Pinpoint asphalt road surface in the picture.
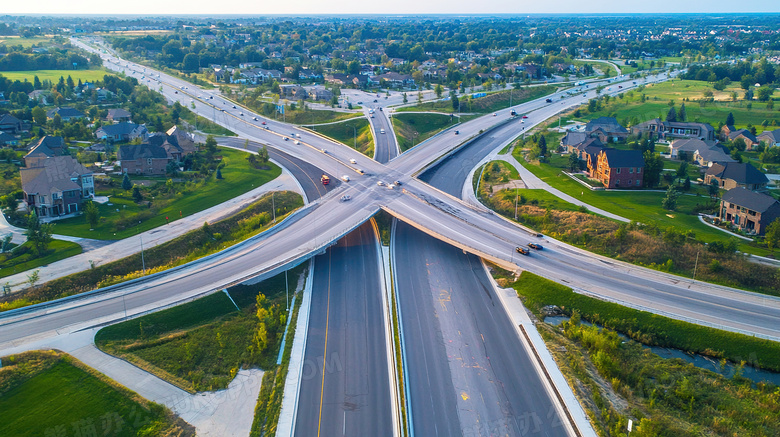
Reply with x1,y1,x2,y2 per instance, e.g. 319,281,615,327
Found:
295,222,392,437
368,108,398,164
216,137,337,201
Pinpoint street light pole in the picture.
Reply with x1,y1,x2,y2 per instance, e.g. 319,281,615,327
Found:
285,270,289,312
515,187,519,220
138,221,146,275
272,191,276,223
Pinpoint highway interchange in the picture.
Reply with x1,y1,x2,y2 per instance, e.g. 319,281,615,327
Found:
2,37,780,436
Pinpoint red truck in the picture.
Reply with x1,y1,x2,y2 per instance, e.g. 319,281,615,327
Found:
321,175,330,185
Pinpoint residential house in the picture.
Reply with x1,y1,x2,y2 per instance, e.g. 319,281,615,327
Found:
720,125,740,138
24,136,66,166
631,118,716,141
28,90,50,105
372,72,414,88
668,138,723,160
704,162,769,191
279,84,309,100
0,113,22,133
588,148,645,189
758,129,780,147
47,107,87,122
560,132,605,163
585,117,629,142
693,146,736,167
719,187,780,235
95,122,148,143
106,108,132,123
118,143,170,175
20,155,94,217
0,132,19,147
725,128,759,150
306,85,333,102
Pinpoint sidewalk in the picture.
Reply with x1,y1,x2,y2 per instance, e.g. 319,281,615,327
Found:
1,171,303,291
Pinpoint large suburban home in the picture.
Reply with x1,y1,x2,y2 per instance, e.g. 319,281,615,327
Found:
758,129,780,147
704,162,769,191
584,116,629,142
719,187,780,235
106,108,132,123
24,136,67,166
118,143,171,175
693,146,736,167
631,118,716,141
95,122,148,143
726,129,759,150
668,138,732,163
20,155,94,217
306,85,333,101
47,107,87,122
588,148,645,189
0,113,22,133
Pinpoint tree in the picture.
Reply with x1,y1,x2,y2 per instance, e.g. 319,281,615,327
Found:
726,112,735,126
216,168,223,179
682,176,691,191
32,106,46,125
24,212,53,256
642,151,664,187
165,160,179,177
84,201,100,229
677,161,689,178
538,135,547,156
27,270,40,289
679,103,687,122
666,106,677,122
568,152,580,172
402,93,408,104
183,53,199,73
451,92,459,112
662,185,680,210
757,86,774,102
435,84,443,99
122,173,132,191
766,218,780,250
258,145,269,163
204,135,218,156
132,185,143,203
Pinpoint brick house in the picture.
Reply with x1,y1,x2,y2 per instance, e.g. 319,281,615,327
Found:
20,155,94,217
704,162,768,191
719,187,780,235
118,143,170,175
584,117,629,143
726,128,759,150
588,149,645,189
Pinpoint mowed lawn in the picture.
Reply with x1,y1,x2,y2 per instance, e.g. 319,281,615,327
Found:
0,36,56,48
393,112,460,152
307,118,374,157
0,239,82,279
52,147,282,239
0,69,112,83
0,359,167,437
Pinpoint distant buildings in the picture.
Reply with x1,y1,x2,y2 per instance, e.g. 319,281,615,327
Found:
632,118,716,141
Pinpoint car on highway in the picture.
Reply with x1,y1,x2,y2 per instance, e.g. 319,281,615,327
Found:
294,140,300,145
321,148,327,153
492,113,497,116
377,181,385,186
522,115,528,119
515,246,529,255
341,175,350,182
455,130,459,135
340,195,351,202
379,107,383,111
393,180,402,186
232,105,237,109
284,137,289,141
357,169,365,174
174,91,178,94
388,184,395,189
253,117,258,121
373,99,378,102
262,121,267,125
380,129,385,134
357,101,363,104
350,158,357,164
240,113,244,116
527,243,543,250
545,98,553,103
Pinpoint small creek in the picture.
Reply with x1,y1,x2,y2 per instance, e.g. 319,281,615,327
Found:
544,316,780,386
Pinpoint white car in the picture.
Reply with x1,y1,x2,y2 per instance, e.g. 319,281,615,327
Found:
377,181,385,186
350,158,357,164
341,175,350,182
388,184,395,189
340,195,352,202
294,140,300,145
380,129,385,134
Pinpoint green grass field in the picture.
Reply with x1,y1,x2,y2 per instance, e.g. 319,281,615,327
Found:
270,108,359,125
398,85,557,115
96,264,306,391
0,69,111,83
509,271,780,372
0,37,57,48
580,80,780,130
392,112,459,152
0,239,82,279
0,351,191,437
51,147,281,240
306,118,374,157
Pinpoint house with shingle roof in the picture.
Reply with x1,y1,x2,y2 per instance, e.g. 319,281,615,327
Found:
95,122,148,143
0,113,22,133
24,136,67,166
47,107,86,121
106,108,132,123
726,129,759,150
588,148,645,189
719,187,780,235
0,132,19,147
20,155,94,217
584,116,629,143
632,118,716,141
118,143,170,175
704,162,769,191
758,129,780,147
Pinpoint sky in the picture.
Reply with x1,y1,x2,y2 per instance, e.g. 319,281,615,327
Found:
3,0,779,16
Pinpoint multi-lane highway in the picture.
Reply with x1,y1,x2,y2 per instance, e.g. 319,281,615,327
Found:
295,222,393,437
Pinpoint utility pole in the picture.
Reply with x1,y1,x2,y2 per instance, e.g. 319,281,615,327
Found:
285,270,289,312
692,250,700,283
272,192,276,223
138,221,146,275
515,187,519,220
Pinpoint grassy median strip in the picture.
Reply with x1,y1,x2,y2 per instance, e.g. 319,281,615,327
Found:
96,263,307,393
305,118,374,157
0,191,303,312
0,350,193,437
504,270,780,372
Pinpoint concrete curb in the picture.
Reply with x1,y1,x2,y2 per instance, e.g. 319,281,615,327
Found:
480,261,596,437
371,219,402,437
276,259,314,437
390,218,413,437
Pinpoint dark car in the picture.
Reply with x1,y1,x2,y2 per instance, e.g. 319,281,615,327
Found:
515,246,529,255
528,243,543,250
545,98,552,103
